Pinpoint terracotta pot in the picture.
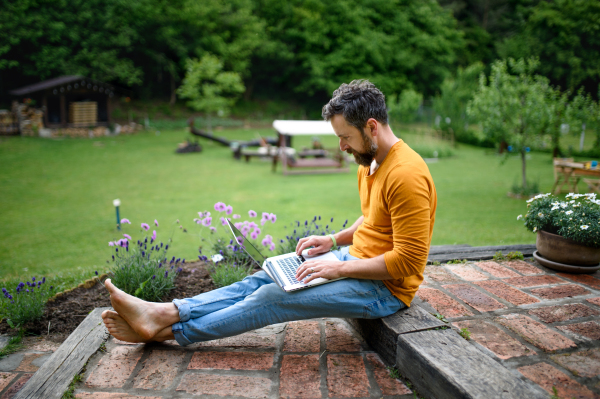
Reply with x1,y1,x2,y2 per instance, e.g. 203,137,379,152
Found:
536,230,600,266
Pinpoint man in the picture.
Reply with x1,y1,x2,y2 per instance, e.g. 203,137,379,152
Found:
102,80,437,345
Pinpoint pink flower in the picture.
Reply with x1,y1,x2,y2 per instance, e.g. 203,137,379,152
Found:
120,219,131,224
269,213,277,223
234,222,243,229
250,231,259,240
248,210,257,218
202,217,212,227
204,211,211,217
123,234,132,240
248,222,258,229
220,217,228,226
253,227,261,235
261,237,271,247
210,227,217,233
225,205,233,215
214,202,226,212
236,236,244,245
152,230,157,241
269,243,276,251
261,219,267,226
117,239,128,247
262,212,269,219
141,223,150,231
193,218,201,224
233,214,241,219
108,241,115,247
154,219,159,227
241,226,251,235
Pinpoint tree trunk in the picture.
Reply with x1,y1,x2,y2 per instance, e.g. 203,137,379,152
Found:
580,123,586,152
521,150,527,190
170,74,177,106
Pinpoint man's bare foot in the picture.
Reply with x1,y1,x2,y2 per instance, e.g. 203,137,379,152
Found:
104,278,180,340
101,310,149,343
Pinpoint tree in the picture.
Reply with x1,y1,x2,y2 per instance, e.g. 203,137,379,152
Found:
177,55,245,132
387,89,423,125
567,90,597,153
467,58,551,192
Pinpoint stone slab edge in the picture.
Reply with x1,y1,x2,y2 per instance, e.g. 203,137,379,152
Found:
14,307,109,399
428,244,536,263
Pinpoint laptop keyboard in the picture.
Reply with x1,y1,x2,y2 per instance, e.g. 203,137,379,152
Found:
276,255,306,285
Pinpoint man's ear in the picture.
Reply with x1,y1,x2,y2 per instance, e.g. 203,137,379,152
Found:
366,118,378,137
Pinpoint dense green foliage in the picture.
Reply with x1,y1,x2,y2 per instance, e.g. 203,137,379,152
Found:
1,277,55,328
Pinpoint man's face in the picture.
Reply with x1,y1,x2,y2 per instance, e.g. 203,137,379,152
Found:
331,115,378,166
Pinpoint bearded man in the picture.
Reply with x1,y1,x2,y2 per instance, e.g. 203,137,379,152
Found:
101,80,437,345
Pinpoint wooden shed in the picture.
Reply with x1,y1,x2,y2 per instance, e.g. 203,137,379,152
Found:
9,75,116,128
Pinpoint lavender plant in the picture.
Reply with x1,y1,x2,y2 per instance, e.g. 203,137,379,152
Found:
1,277,55,328
518,193,600,248
278,216,348,254
107,219,181,301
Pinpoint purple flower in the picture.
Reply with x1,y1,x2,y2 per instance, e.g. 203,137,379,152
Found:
164,271,169,278
214,202,226,212
225,205,233,215
202,217,212,227
248,210,257,218
248,222,258,229
250,231,259,240
261,237,271,247
254,227,261,235
108,241,115,247
241,226,250,236
152,275,156,279
117,239,128,247
95,271,98,275
234,222,242,229
261,219,267,226
233,214,241,219
141,223,150,231
32,277,36,282
210,226,217,233
269,243,276,251
236,236,244,245
154,219,159,227
220,217,228,226
26,289,29,293
152,230,157,241
262,212,269,219
269,213,277,223
121,219,131,224
123,234,132,240
177,268,182,273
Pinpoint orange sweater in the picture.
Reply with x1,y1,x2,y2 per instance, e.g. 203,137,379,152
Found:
349,139,437,307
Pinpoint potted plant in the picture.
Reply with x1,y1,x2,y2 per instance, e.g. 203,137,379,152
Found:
518,193,600,270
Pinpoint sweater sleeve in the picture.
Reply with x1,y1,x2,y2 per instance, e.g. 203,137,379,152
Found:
383,167,433,279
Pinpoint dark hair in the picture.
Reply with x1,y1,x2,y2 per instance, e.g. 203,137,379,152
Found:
322,80,388,129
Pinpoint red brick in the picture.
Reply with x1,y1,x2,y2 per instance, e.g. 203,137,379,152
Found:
191,326,280,349
505,260,543,275
14,353,46,372
445,264,488,281
504,275,566,288
327,354,370,397
424,265,463,284
325,320,362,352
529,304,599,323
444,284,506,312
495,314,576,352
558,273,600,289
283,320,320,352
1,373,32,399
75,394,161,399
551,348,600,378
0,373,17,392
453,320,535,359
132,349,186,390
518,363,599,399
417,288,474,318
588,297,600,307
365,354,411,395
86,345,144,388
188,351,273,370
530,284,591,300
474,261,520,278
25,340,60,352
557,321,600,341
176,373,271,397
475,280,539,305
279,355,321,399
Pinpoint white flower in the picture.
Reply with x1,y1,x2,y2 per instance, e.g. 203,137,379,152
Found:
581,225,589,230
533,227,537,232
551,206,559,211
570,200,576,204
566,210,573,215
567,193,575,198
560,202,568,208
211,254,224,262
538,213,544,217
517,215,523,220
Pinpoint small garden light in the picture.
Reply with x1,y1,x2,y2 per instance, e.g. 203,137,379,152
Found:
113,199,121,230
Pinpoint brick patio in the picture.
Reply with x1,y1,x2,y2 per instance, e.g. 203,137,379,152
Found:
420,259,600,399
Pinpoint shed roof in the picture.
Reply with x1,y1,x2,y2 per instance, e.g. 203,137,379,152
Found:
9,75,115,96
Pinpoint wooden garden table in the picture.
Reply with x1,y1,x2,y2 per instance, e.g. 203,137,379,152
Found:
552,158,600,194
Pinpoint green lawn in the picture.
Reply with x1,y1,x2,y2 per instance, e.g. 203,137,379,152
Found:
0,125,589,282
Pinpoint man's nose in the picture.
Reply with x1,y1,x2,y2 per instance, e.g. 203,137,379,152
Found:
339,141,349,152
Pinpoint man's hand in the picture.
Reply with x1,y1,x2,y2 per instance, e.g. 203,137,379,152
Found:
295,235,335,256
296,259,344,284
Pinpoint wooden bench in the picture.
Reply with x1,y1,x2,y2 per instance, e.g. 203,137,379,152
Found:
584,178,600,194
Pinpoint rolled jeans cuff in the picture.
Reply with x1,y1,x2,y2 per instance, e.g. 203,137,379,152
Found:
171,321,193,346
173,298,190,322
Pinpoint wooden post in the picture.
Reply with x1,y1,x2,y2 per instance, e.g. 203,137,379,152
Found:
42,94,48,127
60,94,66,127
107,96,112,124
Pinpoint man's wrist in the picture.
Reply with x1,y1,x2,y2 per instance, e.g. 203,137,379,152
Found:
328,234,338,249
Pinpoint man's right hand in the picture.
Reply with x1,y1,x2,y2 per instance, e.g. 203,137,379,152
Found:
295,235,335,256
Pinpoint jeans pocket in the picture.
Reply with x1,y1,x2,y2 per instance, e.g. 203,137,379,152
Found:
363,295,402,319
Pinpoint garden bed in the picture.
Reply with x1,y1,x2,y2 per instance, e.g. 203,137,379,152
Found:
0,260,219,342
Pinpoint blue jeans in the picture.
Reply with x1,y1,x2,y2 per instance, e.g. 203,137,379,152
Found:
171,247,405,346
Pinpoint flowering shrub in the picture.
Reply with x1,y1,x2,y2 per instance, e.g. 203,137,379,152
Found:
279,216,348,253
1,277,55,328
194,203,277,286
518,193,600,248
107,219,181,301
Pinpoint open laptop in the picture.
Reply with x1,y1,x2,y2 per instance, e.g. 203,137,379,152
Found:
226,219,345,292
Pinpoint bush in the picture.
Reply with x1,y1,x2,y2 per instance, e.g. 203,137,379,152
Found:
279,216,347,254
209,260,253,288
1,277,55,328
410,144,454,159
107,220,180,301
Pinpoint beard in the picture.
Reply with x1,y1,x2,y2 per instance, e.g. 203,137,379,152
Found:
347,128,378,166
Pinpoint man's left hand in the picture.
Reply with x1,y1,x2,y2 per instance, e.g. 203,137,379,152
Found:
296,259,345,284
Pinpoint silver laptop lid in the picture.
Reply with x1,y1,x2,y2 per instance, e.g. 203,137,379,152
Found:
225,219,268,266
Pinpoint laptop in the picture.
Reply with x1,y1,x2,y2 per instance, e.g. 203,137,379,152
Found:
226,219,345,292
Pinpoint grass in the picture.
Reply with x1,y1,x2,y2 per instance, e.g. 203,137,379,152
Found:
0,123,590,281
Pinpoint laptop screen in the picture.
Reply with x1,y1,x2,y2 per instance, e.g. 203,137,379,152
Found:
226,219,267,265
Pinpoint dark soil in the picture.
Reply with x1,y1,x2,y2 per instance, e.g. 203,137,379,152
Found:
0,261,216,342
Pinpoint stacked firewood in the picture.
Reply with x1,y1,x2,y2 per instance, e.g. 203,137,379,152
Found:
12,102,44,136
0,109,18,135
